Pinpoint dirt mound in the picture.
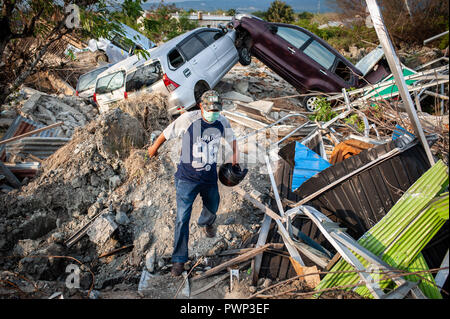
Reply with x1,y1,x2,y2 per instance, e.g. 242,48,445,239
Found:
115,92,171,133
0,108,146,249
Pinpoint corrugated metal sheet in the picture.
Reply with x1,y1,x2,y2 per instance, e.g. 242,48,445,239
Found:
6,137,70,159
292,135,433,238
273,134,448,292
0,116,59,161
316,161,448,298
4,162,40,178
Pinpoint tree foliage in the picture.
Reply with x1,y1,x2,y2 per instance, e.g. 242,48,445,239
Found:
0,0,147,104
266,0,295,24
328,0,449,46
142,2,198,43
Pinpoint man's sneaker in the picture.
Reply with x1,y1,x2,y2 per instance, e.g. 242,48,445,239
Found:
203,224,216,238
171,262,184,276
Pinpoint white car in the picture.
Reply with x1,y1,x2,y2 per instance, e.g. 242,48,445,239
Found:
93,26,239,114
88,23,156,64
75,64,114,99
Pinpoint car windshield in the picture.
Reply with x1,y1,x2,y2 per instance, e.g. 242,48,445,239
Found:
126,60,163,92
96,71,125,94
77,67,109,93
111,34,134,53
276,26,310,48
303,40,336,70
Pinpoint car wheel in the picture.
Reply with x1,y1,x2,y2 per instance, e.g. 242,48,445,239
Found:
95,53,108,63
238,46,252,66
302,95,320,112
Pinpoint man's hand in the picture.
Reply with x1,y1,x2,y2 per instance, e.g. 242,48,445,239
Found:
148,144,158,158
148,133,166,158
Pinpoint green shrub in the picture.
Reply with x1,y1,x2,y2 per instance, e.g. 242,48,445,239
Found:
310,97,337,122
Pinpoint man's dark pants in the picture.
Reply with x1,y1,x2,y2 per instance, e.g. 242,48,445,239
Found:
172,177,220,263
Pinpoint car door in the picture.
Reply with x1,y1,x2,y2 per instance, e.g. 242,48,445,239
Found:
301,39,343,90
271,25,313,88
95,70,126,109
254,24,311,89
196,29,237,85
178,33,218,87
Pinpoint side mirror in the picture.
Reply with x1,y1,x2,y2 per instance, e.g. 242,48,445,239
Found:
268,25,278,34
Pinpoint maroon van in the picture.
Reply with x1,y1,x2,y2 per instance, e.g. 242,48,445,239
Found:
232,14,365,111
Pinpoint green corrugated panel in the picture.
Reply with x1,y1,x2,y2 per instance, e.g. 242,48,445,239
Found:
315,160,449,299
367,67,417,99
404,253,443,299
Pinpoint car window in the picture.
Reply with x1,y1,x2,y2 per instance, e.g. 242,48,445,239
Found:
126,61,163,92
168,49,185,69
334,60,353,83
77,67,108,93
96,71,125,94
276,26,310,49
197,30,221,46
303,40,336,70
111,34,133,53
180,36,206,61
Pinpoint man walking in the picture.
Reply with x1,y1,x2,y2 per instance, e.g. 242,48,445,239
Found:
148,90,238,276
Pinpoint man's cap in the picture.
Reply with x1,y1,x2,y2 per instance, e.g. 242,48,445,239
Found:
200,90,223,111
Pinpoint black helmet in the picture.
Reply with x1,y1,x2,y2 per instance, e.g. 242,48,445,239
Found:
219,163,248,187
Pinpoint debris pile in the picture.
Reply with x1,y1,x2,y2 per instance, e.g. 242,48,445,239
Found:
0,23,448,300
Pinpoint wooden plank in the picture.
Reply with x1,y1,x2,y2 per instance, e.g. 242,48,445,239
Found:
278,255,290,280
251,213,273,285
27,154,43,163
191,273,229,296
192,244,274,281
269,255,282,279
326,253,342,271
234,187,282,221
0,122,63,146
191,261,251,296
290,258,322,288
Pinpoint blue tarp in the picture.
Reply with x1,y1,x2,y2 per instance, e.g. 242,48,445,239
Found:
292,142,331,191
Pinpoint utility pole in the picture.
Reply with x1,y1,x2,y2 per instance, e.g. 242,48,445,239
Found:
365,0,435,166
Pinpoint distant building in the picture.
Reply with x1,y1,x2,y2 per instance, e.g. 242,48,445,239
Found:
172,11,233,28
139,10,233,29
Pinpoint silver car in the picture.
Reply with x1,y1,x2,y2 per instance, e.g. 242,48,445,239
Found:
88,23,156,64
93,26,238,114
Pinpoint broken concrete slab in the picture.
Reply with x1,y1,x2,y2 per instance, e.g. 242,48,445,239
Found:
221,91,254,103
247,100,274,115
233,79,249,95
86,213,118,246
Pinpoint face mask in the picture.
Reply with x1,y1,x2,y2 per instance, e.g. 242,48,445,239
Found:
203,110,219,123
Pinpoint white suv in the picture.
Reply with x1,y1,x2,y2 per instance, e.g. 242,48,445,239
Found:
93,26,238,114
